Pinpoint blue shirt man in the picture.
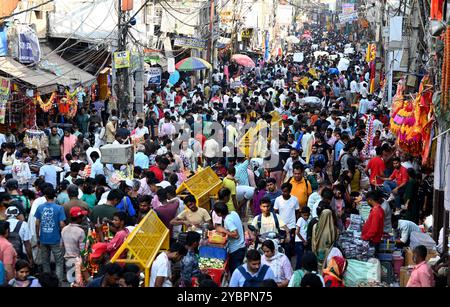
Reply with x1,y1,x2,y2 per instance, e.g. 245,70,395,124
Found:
134,151,149,169
35,202,66,245
230,261,275,287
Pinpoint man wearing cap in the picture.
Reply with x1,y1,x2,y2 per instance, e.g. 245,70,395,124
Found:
105,116,118,144
134,145,149,169
61,207,87,277
5,206,33,265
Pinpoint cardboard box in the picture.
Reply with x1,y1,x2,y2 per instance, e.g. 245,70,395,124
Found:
404,247,437,266
399,266,412,287
100,144,134,164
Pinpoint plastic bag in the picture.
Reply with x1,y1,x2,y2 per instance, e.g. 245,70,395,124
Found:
343,258,381,287
409,231,436,250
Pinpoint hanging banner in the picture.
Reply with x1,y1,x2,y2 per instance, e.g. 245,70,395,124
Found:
167,57,175,73
114,51,131,69
174,36,207,50
147,67,161,85
0,77,11,124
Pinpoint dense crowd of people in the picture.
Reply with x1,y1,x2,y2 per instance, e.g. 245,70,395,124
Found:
0,24,447,288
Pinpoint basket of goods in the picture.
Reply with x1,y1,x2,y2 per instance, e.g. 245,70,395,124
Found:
199,257,227,286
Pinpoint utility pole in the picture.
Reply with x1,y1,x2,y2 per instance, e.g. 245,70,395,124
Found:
207,0,216,84
116,0,130,116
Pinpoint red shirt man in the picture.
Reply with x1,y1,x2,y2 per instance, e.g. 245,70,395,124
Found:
366,152,386,186
389,165,409,187
362,192,385,244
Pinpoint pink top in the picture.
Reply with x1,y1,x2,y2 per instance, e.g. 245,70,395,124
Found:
406,261,435,287
106,228,130,259
63,135,77,162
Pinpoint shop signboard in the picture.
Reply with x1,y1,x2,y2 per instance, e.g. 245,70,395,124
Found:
342,3,354,14
0,77,10,124
339,12,358,24
147,67,161,85
174,36,207,50
114,51,131,69
241,29,253,39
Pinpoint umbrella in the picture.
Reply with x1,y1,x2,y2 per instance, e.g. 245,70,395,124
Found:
301,33,312,40
328,68,340,75
175,57,212,71
231,54,255,67
168,70,180,86
285,35,300,44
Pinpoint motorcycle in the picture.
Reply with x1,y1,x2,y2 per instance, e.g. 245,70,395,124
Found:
247,224,286,255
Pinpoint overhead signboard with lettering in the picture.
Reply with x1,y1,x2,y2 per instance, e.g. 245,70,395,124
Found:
174,36,207,50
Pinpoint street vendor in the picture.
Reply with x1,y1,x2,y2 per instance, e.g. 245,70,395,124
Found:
361,190,385,252
170,194,212,232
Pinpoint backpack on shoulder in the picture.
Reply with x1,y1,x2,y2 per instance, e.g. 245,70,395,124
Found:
8,221,26,260
238,264,270,287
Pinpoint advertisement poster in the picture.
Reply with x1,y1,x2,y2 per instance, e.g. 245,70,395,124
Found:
147,67,161,85
0,77,11,124
18,26,41,64
114,51,131,69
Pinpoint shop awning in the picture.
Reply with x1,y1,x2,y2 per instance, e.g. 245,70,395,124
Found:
39,44,97,86
0,57,60,93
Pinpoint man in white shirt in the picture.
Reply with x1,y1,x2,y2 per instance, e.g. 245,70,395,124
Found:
204,138,220,166
359,82,368,99
149,242,186,287
350,76,359,104
282,148,307,183
39,158,58,189
358,97,371,115
89,151,104,178
134,119,149,137
274,182,300,258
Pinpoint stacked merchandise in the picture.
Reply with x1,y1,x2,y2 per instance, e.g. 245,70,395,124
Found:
347,214,363,233
338,231,375,261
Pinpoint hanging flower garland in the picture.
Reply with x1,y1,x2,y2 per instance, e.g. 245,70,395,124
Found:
34,92,57,112
362,114,375,158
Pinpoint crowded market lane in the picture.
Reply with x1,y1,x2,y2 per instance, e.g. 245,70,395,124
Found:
0,3,448,289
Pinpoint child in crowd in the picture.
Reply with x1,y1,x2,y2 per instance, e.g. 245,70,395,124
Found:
295,206,310,270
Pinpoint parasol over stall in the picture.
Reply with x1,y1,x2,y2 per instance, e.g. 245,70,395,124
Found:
175,57,212,71
285,35,300,44
231,54,256,68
